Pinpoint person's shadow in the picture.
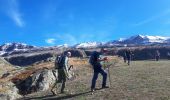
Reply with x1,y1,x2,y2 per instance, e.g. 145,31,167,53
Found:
19,91,92,100
19,88,104,100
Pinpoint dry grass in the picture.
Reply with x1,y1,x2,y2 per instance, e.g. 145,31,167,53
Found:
24,58,170,100
0,87,9,93
2,56,170,100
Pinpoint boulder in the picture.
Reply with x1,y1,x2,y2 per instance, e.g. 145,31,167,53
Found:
0,82,21,100
13,67,75,95
14,69,57,95
64,49,87,58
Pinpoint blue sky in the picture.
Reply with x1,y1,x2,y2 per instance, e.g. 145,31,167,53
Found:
0,0,170,46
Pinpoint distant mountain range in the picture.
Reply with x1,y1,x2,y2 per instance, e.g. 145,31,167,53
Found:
74,35,170,48
1,35,170,56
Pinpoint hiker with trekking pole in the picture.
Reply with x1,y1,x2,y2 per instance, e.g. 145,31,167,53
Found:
89,48,110,94
51,52,73,95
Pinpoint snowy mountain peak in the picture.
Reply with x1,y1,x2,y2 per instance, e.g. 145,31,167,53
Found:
74,42,103,48
122,34,170,44
0,43,36,56
0,42,35,51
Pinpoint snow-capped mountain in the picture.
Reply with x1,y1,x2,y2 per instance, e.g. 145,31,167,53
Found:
0,43,35,52
164,38,170,43
105,35,170,47
57,44,69,48
0,43,36,56
122,35,170,44
0,42,70,56
72,35,170,48
73,42,103,48
1,35,170,55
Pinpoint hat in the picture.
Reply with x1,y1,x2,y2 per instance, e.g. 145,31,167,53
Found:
67,52,71,56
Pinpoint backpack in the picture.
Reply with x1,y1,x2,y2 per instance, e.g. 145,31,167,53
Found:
89,51,98,65
55,55,65,69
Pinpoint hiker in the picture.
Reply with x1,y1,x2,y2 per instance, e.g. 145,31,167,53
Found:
51,52,72,95
167,52,170,60
155,50,160,61
123,52,127,63
125,48,132,65
89,48,109,92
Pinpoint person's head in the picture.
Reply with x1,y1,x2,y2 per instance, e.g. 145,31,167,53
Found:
66,52,71,57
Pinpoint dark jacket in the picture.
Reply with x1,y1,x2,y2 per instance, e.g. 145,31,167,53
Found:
90,51,102,72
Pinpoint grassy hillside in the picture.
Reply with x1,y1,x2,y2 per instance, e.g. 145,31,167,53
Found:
22,58,170,100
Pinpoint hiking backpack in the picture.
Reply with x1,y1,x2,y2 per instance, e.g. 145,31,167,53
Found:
55,55,65,69
89,51,98,65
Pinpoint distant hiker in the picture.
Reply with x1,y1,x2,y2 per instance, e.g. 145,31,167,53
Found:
123,52,127,63
125,48,132,65
167,52,170,60
89,48,109,93
155,50,160,61
51,52,72,95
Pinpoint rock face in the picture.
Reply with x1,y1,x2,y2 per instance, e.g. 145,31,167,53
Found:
0,57,16,76
14,69,57,95
13,67,75,95
0,82,22,100
5,53,53,66
64,49,87,58
0,58,22,100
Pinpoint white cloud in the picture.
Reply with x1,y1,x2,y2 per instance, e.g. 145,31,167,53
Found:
45,38,56,44
6,0,25,27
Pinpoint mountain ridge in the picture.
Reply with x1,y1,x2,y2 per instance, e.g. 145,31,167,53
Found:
1,35,170,55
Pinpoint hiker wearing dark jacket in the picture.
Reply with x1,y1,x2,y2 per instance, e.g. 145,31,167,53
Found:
125,48,132,65
89,48,109,92
167,52,170,60
51,52,71,95
155,50,160,61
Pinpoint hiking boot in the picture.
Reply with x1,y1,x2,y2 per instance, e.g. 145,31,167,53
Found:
91,89,95,95
102,86,109,89
51,89,57,95
91,89,95,92
60,90,69,94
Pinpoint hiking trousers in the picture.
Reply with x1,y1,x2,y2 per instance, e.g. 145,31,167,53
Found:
51,69,66,92
91,69,107,89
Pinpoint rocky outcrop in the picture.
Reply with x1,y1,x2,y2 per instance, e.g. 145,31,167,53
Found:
4,53,53,66
64,49,87,58
0,58,22,100
0,57,17,76
13,68,57,95
0,82,21,100
12,68,75,95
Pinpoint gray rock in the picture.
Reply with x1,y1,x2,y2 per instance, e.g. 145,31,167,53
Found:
64,49,87,58
0,82,21,100
16,69,58,95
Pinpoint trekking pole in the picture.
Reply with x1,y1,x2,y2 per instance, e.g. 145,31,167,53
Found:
108,64,111,87
107,62,116,87
104,60,111,87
